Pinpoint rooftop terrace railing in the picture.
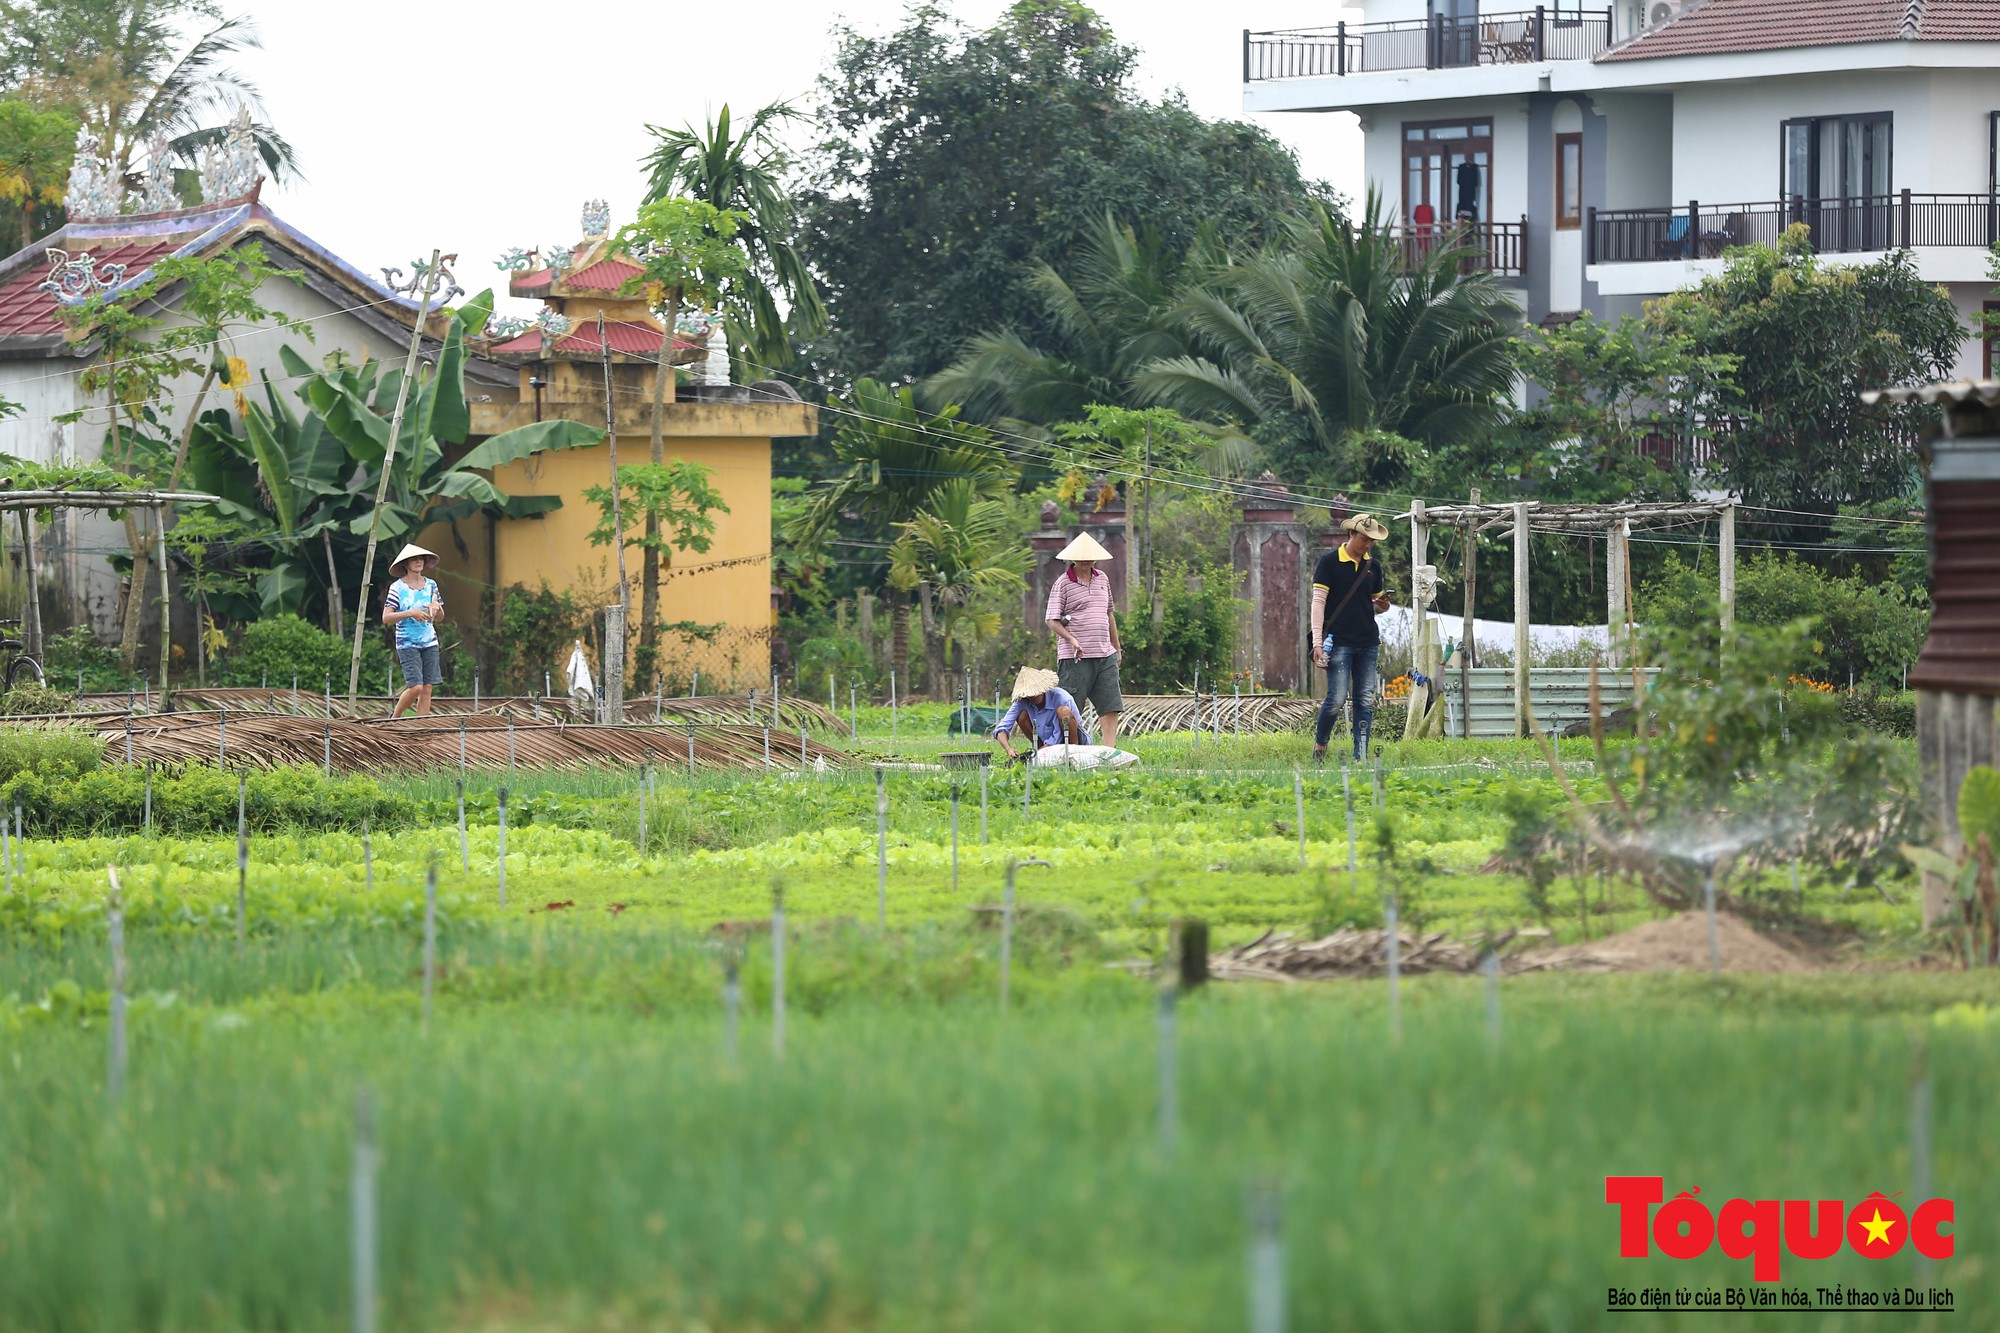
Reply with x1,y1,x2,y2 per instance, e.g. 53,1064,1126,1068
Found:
1244,7,1611,81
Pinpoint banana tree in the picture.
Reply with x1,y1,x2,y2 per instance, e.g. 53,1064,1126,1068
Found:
281,289,601,592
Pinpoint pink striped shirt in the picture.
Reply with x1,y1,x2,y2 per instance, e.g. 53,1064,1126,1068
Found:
1045,568,1117,659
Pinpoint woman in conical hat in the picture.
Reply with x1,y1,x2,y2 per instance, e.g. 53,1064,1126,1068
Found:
383,543,443,716
991,664,1083,762
1044,531,1124,749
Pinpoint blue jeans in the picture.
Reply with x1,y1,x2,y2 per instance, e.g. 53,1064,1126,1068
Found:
1314,639,1378,759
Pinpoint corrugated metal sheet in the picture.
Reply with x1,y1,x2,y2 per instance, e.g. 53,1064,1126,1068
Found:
1863,381,2000,407
1912,480,2000,695
1446,667,1658,739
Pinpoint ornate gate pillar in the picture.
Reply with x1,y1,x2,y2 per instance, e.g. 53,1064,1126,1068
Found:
1231,473,1311,694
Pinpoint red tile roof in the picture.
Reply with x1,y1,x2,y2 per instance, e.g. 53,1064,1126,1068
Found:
1599,0,2000,61
560,257,644,293
487,319,701,359
0,237,189,337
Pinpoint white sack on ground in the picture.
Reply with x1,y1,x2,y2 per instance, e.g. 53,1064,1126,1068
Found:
1030,744,1141,771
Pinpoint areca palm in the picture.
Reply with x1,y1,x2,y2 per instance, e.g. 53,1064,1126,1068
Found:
1139,190,1520,493
926,210,1221,432
3,2,300,186
790,377,1016,689
640,101,824,374
887,479,1028,692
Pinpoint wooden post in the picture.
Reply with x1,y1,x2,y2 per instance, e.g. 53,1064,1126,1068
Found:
1461,490,1479,738
14,510,39,661
604,601,626,725
1718,501,1736,634
1512,502,1530,737
347,250,442,706
155,508,169,696
1177,917,1210,990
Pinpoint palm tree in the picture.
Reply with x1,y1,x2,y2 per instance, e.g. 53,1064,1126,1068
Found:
1139,190,1520,492
925,210,1222,432
640,101,824,375
887,479,1029,692
790,378,1016,691
4,3,300,188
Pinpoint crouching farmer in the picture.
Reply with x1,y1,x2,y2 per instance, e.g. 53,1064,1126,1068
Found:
993,666,1083,763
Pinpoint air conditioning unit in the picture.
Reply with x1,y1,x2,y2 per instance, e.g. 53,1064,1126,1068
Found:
1647,0,1680,26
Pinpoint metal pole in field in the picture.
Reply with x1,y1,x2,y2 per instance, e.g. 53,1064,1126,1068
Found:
691,667,698,697
637,765,648,855
849,683,856,739
235,775,247,946
324,717,332,777
771,882,787,1060
11,801,19,876
1342,766,1356,873
218,704,226,761
473,670,480,712
799,720,808,768
1703,865,1720,978
1157,986,1179,1155
1374,748,1384,810
1023,749,1033,814
421,863,437,1034
507,718,515,777
1246,1182,1285,1333
950,783,961,894
771,669,779,726
655,675,663,721
1192,668,1200,767
1385,888,1402,1043
1235,678,1241,737
3,811,10,893
762,726,771,771
143,767,152,835
999,859,1051,1012
456,779,468,872
687,721,696,776
496,788,507,907
458,717,467,775
890,669,897,738
1294,769,1306,870
722,957,740,1062
123,716,132,764
106,865,127,1105
292,670,298,710
829,671,835,717
363,817,373,894
980,763,989,845
875,767,889,927
351,1086,378,1333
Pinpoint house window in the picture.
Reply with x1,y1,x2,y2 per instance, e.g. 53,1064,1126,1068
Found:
1556,133,1583,230
1404,118,1493,227
1780,113,1893,251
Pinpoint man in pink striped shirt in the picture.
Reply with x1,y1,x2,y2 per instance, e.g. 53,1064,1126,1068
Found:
1044,533,1123,748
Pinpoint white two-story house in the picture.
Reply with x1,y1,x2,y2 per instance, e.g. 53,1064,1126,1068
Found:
1243,0,2000,379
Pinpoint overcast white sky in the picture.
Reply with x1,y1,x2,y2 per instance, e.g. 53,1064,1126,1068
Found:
243,1,1364,315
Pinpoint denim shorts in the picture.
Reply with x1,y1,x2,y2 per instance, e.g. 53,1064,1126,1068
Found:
397,642,441,687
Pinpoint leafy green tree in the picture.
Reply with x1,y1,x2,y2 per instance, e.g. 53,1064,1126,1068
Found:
1,1,299,183
584,460,730,687
1645,229,1963,533
1140,192,1521,495
0,98,74,247
640,101,825,375
886,478,1029,690
612,198,749,674
790,378,1016,686
802,0,1322,386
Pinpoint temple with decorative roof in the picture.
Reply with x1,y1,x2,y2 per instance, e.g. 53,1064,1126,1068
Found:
0,116,810,688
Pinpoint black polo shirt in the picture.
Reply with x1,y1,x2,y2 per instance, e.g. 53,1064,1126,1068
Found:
1310,544,1385,649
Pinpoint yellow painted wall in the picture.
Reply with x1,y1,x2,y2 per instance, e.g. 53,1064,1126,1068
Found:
427,432,774,691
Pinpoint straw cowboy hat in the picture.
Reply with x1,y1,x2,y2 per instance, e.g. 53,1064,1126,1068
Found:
1055,532,1114,563
1339,513,1390,541
388,543,438,576
1011,666,1061,700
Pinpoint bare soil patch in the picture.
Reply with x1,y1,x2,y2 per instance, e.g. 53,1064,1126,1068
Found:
1519,910,1810,974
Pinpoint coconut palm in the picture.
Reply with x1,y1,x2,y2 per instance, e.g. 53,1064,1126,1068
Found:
3,2,300,187
640,100,824,374
1138,190,1520,492
886,479,1029,692
790,378,1016,689
926,210,1222,432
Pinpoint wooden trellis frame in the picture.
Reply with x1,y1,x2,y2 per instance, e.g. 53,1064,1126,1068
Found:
1398,498,1737,737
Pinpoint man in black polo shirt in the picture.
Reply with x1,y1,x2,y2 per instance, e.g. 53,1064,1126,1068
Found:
1310,513,1393,764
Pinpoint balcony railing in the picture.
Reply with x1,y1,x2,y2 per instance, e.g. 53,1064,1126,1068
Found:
1244,7,1611,81
1391,218,1528,278
1590,193,2000,265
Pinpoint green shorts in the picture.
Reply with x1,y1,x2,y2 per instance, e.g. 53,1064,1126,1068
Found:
1058,653,1123,716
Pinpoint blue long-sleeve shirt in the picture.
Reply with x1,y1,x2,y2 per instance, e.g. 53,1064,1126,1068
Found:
993,687,1082,745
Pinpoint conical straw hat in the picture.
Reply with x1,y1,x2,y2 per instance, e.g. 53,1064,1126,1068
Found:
1011,666,1061,700
388,543,437,575
1056,532,1113,562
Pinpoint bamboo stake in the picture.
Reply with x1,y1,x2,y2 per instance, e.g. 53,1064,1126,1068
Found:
347,250,442,707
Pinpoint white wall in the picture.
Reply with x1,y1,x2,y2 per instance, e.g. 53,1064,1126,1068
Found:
1671,69,1995,203
1945,283,1992,382
1600,93,1674,209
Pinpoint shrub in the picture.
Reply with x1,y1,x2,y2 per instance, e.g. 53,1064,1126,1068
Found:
0,762,409,836
0,684,77,715
0,728,100,783
1842,686,1916,738
217,614,394,692
39,627,128,692
1118,559,1240,692
497,582,589,695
